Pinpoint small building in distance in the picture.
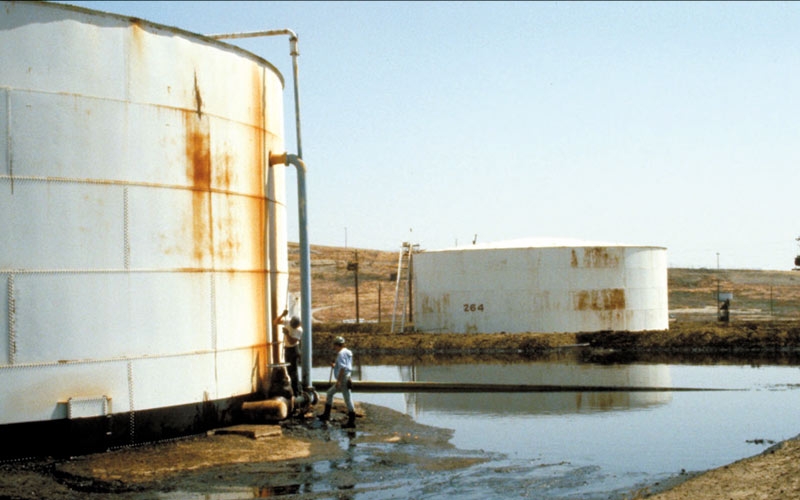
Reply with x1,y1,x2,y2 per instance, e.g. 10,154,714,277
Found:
412,238,668,334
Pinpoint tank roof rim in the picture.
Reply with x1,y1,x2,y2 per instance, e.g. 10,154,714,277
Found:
421,238,667,253
23,1,286,88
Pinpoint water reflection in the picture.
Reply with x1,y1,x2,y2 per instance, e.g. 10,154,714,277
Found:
252,463,314,498
162,360,800,500
399,362,672,415
327,430,357,496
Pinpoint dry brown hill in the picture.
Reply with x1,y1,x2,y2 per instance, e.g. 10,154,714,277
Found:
288,243,800,325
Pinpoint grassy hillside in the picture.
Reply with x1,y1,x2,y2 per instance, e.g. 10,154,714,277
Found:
288,243,800,325
668,268,800,321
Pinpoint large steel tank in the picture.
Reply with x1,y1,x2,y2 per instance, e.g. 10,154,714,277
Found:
413,238,668,334
0,1,289,458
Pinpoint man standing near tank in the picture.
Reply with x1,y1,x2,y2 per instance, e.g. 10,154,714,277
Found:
274,309,302,397
318,336,356,428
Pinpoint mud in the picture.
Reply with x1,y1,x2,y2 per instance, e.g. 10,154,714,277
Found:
0,398,486,500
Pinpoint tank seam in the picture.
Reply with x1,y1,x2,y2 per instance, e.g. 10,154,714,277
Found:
7,274,15,365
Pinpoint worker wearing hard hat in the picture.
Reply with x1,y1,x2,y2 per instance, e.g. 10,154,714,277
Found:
318,336,356,428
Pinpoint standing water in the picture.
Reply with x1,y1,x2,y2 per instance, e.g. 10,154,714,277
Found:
311,357,800,499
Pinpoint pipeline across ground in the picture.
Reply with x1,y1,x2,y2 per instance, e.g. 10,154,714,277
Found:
311,381,739,393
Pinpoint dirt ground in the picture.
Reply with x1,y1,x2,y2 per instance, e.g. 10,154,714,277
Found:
643,437,800,500
3,321,800,499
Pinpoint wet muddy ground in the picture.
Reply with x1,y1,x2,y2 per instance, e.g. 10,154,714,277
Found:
0,398,491,500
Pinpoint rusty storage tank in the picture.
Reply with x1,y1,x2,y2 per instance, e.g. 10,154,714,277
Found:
413,238,668,334
0,1,292,459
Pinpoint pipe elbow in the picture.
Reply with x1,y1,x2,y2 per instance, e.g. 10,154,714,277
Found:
285,154,306,173
270,151,306,173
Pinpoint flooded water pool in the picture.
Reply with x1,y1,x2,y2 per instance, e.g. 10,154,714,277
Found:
311,358,800,499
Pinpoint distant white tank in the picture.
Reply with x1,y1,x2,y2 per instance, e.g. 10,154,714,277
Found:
413,238,668,333
0,1,290,458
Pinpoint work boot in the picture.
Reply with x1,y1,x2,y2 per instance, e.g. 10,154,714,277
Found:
318,404,331,422
343,411,356,429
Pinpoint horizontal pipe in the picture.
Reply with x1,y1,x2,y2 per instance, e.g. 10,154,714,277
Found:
206,29,297,42
242,398,289,420
312,381,740,393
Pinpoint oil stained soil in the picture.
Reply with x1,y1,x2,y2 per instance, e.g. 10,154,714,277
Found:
0,398,488,500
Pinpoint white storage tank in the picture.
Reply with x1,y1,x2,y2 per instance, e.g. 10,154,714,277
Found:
0,1,290,458
413,238,668,334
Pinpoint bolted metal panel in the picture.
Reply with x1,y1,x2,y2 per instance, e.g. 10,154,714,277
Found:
0,0,287,434
1,88,8,181
0,362,130,424
414,239,668,334
11,272,214,363
2,181,126,270
2,275,11,365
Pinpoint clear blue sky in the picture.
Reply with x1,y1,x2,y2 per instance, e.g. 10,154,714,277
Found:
57,1,800,270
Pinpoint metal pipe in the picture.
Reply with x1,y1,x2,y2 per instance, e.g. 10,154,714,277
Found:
270,153,312,393
205,29,303,158
312,381,741,393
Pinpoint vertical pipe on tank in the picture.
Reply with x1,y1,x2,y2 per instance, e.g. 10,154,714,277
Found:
286,155,311,392
288,35,304,159
266,169,280,369
270,153,312,393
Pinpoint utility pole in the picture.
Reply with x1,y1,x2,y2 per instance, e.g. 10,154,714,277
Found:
716,252,730,323
347,250,360,324
408,247,414,324
378,283,382,323
716,252,720,320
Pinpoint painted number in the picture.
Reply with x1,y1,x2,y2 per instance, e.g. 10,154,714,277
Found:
463,303,484,312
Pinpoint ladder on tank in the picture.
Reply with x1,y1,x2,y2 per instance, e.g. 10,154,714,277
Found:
391,242,417,333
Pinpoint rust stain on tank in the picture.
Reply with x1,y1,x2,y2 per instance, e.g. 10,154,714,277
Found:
185,112,211,190
193,72,204,118
210,154,240,268
214,151,233,191
599,309,627,327
571,247,620,268
212,195,238,267
251,65,265,131
250,65,266,194
255,196,266,267
129,19,146,55
574,288,626,311
184,110,212,265
421,293,450,315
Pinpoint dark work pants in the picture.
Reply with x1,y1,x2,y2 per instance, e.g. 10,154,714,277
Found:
285,345,301,396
